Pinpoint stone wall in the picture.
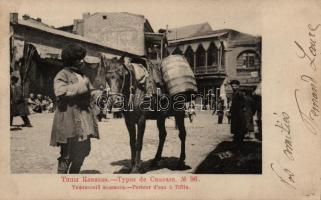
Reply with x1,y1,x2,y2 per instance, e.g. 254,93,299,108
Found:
83,13,145,56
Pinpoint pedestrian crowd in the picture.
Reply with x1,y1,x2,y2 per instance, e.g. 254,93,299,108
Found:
27,93,55,114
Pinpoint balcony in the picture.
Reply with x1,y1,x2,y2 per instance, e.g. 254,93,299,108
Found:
194,65,224,75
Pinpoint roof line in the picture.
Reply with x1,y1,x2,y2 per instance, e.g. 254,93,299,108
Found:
168,22,210,31
168,32,229,44
13,19,139,57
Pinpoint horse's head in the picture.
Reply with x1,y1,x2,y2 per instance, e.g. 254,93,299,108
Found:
104,57,129,106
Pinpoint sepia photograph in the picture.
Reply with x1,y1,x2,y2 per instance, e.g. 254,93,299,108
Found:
9,8,262,174
1,0,320,199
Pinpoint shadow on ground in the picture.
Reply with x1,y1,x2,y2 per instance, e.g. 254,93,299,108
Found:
194,141,262,174
10,125,23,131
111,157,191,174
80,170,101,174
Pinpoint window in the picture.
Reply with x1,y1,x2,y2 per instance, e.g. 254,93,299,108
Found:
221,42,225,67
236,51,260,69
102,15,107,20
236,50,260,75
207,43,218,66
196,45,205,67
184,46,194,68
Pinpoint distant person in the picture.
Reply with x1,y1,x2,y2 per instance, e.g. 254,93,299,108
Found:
10,75,32,127
216,98,225,124
43,96,54,113
230,80,246,143
33,94,45,113
27,93,37,114
50,43,100,174
187,103,196,123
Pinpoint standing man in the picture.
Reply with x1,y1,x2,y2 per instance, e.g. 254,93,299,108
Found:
10,75,32,127
50,43,100,174
216,98,225,124
230,80,247,143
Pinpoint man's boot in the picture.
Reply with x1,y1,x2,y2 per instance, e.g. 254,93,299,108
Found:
57,158,70,174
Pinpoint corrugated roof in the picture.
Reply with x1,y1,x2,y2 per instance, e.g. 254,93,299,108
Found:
167,22,213,41
168,32,228,44
167,25,260,45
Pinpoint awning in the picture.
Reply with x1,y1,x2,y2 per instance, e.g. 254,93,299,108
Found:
30,42,101,66
30,43,61,59
12,38,25,61
84,56,100,64
101,52,120,59
145,32,166,43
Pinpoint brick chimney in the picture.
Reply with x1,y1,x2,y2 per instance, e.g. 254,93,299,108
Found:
10,13,18,23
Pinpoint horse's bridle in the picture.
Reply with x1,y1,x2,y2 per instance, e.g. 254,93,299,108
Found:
106,65,134,105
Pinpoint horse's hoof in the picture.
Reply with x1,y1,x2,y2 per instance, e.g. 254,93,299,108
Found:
176,161,185,170
151,159,160,168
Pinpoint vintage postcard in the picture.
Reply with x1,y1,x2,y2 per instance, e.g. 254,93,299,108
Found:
0,0,320,199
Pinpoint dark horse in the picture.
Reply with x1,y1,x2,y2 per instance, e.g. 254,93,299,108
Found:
104,57,187,173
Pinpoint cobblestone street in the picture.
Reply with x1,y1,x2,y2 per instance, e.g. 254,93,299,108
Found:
11,111,234,174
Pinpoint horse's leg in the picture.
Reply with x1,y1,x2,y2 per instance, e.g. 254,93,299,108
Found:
132,115,146,173
175,111,187,169
151,117,167,167
124,115,136,170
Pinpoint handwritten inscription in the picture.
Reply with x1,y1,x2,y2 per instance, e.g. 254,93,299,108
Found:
271,112,296,190
294,75,319,135
274,112,294,160
294,24,320,71
270,163,296,190
294,24,320,135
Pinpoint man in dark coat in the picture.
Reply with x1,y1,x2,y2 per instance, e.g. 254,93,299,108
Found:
10,75,32,127
230,80,247,143
50,44,100,174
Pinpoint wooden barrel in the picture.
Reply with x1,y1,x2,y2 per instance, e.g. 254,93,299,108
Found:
161,55,197,97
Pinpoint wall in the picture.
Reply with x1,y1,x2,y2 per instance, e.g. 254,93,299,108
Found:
83,13,145,56
224,45,261,85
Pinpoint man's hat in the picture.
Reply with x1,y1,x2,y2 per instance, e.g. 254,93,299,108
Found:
230,79,240,85
61,43,86,65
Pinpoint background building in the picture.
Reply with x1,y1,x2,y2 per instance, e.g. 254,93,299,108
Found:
58,12,166,62
166,22,261,105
